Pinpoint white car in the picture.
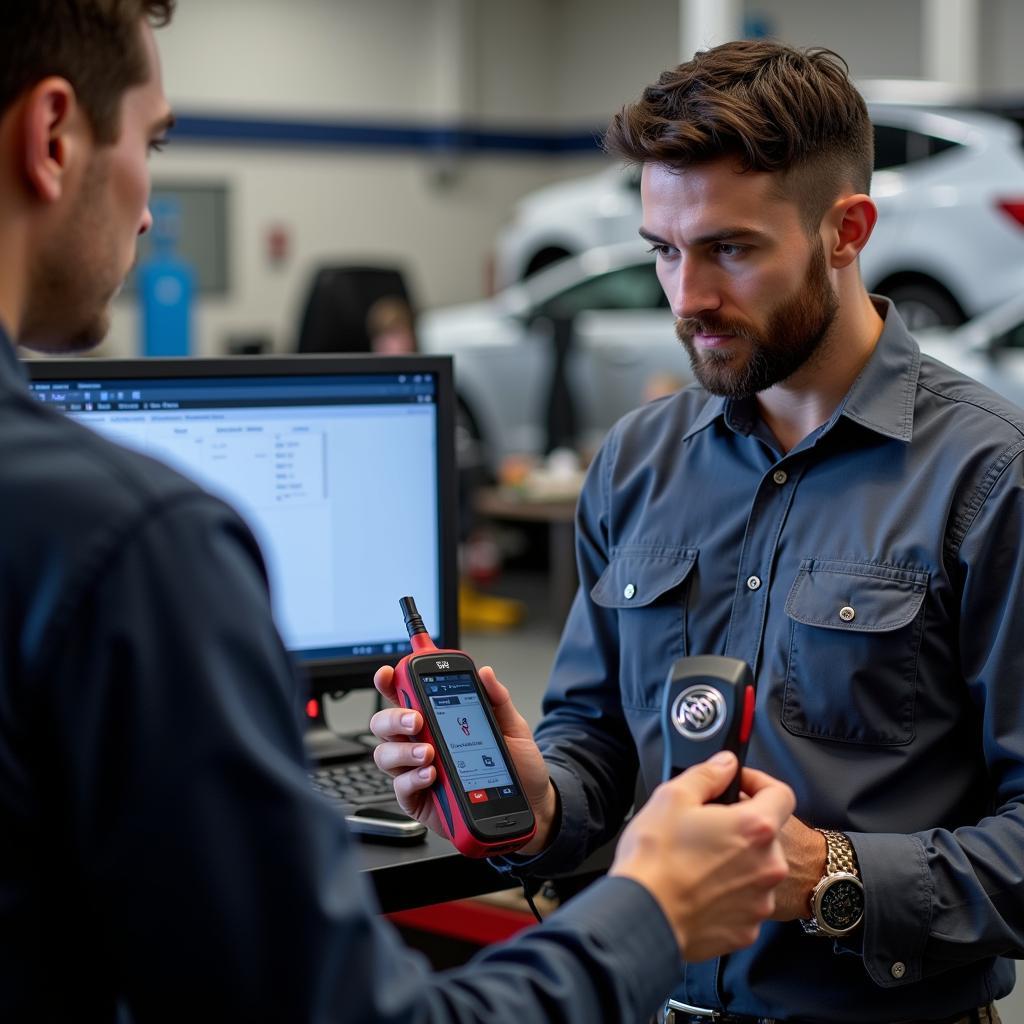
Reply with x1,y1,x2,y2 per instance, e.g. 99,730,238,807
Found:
915,293,1024,411
494,103,1024,330
418,242,679,470
420,238,1024,476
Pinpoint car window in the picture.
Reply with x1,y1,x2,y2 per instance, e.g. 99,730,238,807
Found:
873,124,908,170
924,135,960,158
538,264,669,319
973,105,1024,146
993,324,1024,349
873,123,963,169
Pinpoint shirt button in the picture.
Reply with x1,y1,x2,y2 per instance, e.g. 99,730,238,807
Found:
746,575,762,591
839,605,856,622
623,583,636,600
891,961,906,979
772,469,788,485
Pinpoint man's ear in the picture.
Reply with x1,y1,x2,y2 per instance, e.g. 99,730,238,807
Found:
826,194,878,269
21,77,80,204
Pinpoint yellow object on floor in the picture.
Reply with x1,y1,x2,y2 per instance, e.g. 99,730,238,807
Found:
459,582,526,631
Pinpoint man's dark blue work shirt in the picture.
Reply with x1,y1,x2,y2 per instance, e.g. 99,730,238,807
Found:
0,332,683,1023
514,301,1024,1020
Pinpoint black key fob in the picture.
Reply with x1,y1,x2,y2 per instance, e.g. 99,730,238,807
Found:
661,655,756,804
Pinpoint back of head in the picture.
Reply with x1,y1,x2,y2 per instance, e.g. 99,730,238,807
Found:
605,40,873,230
0,0,175,144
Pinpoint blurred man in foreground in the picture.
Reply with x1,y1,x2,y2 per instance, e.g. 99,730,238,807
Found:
0,4,795,1020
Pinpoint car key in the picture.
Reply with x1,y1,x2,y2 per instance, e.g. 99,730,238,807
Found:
661,655,756,804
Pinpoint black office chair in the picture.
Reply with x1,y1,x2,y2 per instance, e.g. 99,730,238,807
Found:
296,265,416,354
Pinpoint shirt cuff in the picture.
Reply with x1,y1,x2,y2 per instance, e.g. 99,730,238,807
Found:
848,830,933,987
553,875,683,1011
491,761,592,878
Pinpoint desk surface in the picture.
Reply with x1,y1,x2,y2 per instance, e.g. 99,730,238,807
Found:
475,486,578,523
356,830,517,913
356,825,617,914
475,486,580,627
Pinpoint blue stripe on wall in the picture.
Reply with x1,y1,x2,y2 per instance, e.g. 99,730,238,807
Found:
170,113,605,154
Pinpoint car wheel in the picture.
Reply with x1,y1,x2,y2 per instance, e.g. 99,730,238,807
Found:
880,280,966,330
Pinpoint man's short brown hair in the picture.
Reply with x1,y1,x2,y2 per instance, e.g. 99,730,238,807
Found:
0,0,175,144
604,40,874,230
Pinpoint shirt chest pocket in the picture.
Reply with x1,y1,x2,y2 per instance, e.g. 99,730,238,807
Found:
591,546,698,711
782,558,929,746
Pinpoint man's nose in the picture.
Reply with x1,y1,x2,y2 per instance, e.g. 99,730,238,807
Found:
667,256,721,320
138,205,154,237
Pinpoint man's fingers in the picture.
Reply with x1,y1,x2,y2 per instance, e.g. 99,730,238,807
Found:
373,665,399,705
478,666,531,740
373,740,434,775
738,766,784,797
739,769,796,829
660,751,739,807
369,706,421,742
393,764,436,803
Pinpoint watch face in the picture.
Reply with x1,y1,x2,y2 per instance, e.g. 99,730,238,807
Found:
819,876,864,933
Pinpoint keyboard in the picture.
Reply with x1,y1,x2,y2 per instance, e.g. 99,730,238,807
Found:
309,758,397,809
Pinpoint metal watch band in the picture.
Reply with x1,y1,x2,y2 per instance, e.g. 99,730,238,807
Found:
819,828,859,879
800,828,863,937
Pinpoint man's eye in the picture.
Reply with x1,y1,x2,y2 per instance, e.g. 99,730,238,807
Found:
645,244,675,258
714,243,745,258
148,138,168,155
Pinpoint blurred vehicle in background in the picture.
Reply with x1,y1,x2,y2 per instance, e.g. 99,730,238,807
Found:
421,232,1024,483
915,292,1024,410
422,236,1024,482
418,242,680,473
493,102,1024,331
493,165,641,287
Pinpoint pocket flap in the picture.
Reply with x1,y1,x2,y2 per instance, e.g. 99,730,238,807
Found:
591,546,698,609
785,559,928,633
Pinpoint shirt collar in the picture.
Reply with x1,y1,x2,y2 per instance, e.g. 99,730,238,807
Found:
681,391,729,442
680,297,920,446
832,297,919,443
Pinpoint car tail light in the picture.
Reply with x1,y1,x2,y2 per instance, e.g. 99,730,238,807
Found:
996,200,1024,228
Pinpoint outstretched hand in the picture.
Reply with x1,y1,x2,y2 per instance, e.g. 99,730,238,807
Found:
369,664,558,853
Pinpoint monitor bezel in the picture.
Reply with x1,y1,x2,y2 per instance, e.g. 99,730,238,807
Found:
24,352,461,699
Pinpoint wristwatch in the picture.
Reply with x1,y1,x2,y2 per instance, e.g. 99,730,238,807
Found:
800,828,865,938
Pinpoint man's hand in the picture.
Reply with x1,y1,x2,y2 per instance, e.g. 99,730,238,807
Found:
369,664,558,854
768,815,827,921
610,754,794,962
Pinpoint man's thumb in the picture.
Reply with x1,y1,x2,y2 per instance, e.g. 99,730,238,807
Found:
665,750,737,806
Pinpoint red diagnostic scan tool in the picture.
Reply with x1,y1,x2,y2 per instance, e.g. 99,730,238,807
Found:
392,596,536,858
661,655,756,804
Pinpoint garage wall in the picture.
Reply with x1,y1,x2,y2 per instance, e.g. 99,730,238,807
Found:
104,0,614,357
744,0,924,79
553,0,681,122
979,0,1024,95
157,0,436,117
102,0,1024,359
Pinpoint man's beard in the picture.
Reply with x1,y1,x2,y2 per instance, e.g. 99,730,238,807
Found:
675,241,839,399
19,160,118,354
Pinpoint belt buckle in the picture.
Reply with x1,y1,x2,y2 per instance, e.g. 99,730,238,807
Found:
664,998,721,1023
663,1001,777,1024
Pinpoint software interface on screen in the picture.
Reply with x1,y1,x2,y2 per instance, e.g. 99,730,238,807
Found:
420,673,518,802
28,370,442,661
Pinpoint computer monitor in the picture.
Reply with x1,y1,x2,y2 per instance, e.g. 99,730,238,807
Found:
25,354,459,758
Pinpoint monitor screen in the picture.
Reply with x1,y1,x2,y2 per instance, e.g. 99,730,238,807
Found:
24,354,459,702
